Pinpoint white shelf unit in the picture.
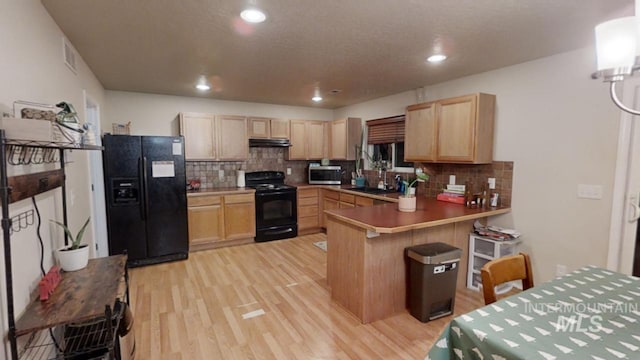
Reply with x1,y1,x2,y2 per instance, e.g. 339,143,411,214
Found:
467,233,522,294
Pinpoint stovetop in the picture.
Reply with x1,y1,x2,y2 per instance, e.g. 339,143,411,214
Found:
251,183,296,192
245,171,296,193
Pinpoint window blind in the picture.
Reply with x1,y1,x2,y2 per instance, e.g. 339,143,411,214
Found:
366,115,405,144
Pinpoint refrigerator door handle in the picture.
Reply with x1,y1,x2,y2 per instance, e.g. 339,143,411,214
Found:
138,157,145,220
142,156,150,221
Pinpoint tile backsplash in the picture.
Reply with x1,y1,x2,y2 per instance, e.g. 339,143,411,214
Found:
186,148,512,207
360,161,513,207
186,147,355,187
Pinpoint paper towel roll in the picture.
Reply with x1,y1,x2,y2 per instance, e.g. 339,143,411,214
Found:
236,170,245,187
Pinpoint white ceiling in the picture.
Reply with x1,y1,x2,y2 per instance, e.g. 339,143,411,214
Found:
42,0,632,109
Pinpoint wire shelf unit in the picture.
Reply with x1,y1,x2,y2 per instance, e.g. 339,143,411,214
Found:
19,302,122,360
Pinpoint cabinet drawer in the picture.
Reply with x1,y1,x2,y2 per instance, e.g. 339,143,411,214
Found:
324,190,340,200
298,196,318,206
299,215,319,229
298,188,318,198
355,196,374,207
299,205,318,217
224,193,254,204
339,201,355,208
339,193,355,204
474,238,495,257
188,195,221,207
472,256,490,271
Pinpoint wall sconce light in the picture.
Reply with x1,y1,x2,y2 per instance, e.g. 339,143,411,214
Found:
593,15,640,115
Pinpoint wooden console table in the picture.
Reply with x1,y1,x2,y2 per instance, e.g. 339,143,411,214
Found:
15,255,128,359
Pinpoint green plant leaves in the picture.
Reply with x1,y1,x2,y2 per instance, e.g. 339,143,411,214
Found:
50,217,91,250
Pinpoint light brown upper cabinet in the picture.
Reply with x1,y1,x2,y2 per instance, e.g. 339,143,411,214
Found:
288,120,328,160
180,112,216,159
180,112,248,161
247,117,290,139
404,93,495,164
330,117,362,160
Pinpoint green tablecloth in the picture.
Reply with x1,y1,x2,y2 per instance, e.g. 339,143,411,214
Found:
426,266,640,359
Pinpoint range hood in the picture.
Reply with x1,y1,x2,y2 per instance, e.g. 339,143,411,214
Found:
249,138,292,147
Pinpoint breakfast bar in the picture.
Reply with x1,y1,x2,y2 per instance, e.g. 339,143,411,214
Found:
324,198,510,323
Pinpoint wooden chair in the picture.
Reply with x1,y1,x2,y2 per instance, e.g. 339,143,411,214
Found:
480,252,534,305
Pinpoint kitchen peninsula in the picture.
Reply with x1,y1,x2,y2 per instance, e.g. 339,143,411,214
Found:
324,198,510,323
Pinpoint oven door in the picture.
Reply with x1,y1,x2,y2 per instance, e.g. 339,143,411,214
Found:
255,190,298,241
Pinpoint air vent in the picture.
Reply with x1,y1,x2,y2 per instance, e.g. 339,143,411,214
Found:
62,37,77,74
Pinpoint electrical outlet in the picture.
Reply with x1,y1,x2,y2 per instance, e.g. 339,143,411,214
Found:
218,170,224,180
577,184,602,199
488,178,496,189
287,168,292,175
449,175,456,185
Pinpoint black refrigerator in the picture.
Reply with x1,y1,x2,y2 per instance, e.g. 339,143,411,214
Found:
102,134,189,267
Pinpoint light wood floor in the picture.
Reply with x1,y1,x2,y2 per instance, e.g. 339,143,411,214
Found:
129,233,485,359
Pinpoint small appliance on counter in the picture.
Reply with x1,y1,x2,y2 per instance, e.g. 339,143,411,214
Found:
246,171,298,242
309,165,342,185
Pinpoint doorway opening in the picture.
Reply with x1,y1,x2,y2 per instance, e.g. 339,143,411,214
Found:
607,78,640,275
84,90,109,257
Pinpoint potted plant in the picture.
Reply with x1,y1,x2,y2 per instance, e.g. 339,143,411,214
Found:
51,217,91,271
398,173,429,212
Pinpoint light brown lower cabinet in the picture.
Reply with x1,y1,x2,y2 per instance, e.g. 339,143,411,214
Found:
320,189,393,229
187,193,256,251
224,193,256,240
298,188,321,235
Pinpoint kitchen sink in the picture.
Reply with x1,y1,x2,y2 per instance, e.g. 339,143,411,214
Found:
349,187,397,195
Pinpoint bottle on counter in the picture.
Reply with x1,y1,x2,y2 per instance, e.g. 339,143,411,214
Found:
464,181,473,207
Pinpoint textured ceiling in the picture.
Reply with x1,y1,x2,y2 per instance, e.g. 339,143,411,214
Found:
42,0,632,109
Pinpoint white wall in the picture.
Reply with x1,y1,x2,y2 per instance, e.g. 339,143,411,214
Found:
335,47,621,283
0,1,106,358
104,91,334,136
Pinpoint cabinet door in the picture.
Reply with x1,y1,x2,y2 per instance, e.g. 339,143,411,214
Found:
270,118,290,139
217,115,248,160
187,203,224,247
288,120,307,160
307,121,326,159
322,198,340,228
404,103,437,161
330,119,347,159
437,95,477,162
180,112,216,160
224,194,256,240
248,117,270,138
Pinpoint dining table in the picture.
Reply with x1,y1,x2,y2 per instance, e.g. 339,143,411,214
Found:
426,265,640,359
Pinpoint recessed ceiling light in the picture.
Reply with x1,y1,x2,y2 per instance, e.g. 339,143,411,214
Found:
241,8,266,23
196,84,211,91
312,95,323,102
426,54,447,63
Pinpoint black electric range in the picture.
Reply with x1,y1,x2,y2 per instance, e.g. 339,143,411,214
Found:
245,171,298,242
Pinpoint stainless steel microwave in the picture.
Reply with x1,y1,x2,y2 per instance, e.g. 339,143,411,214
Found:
309,165,342,185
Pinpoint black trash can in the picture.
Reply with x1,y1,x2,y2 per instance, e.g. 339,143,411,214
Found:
406,242,462,322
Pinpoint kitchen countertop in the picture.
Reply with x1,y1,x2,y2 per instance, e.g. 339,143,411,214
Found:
325,197,510,234
288,183,401,202
187,187,255,196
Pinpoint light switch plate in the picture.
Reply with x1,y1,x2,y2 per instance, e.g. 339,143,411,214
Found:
577,184,602,199
488,178,496,189
287,168,292,175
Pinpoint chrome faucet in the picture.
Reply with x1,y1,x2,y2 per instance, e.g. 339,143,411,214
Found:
379,166,388,189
